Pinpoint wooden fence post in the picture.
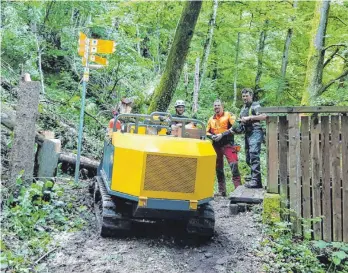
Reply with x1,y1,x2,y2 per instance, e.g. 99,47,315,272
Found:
321,116,332,241
301,116,310,220
331,116,342,242
278,116,288,208
342,115,348,243
266,116,278,193
311,115,322,240
288,113,301,234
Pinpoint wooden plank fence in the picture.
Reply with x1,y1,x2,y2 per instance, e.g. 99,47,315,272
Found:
259,106,348,242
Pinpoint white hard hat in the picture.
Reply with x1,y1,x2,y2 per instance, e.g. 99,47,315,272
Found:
174,100,185,107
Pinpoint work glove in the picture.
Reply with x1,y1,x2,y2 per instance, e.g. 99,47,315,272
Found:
212,134,223,142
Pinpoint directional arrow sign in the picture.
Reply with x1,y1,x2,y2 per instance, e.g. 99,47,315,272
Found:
78,32,87,44
89,55,108,66
82,55,108,66
79,39,116,54
78,44,89,57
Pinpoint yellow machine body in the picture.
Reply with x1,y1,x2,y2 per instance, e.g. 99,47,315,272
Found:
109,132,216,203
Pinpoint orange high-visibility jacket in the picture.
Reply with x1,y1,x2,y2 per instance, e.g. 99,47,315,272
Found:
109,118,121,131
206,111,236,135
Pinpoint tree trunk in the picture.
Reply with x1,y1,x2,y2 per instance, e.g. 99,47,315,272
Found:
199,0,218,90
10,81,41,188
156,13,161,74
301,0,331,105
148,1,202,112
192,57,200,114
278,27,293,99
34,22,45,95
1,106,99,156
254,20,268,100
136,24,141,56
58,152,99,171
184,63,189,102
233,32,240,107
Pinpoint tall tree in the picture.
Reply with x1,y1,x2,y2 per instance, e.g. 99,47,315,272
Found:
301,0,331,105
192,57,200,114
233,31,241,107
199,0,218,90
254,20,269,100
148,1,202,112
278,0,298,96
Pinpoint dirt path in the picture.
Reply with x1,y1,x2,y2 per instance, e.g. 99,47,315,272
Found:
41,192,263,273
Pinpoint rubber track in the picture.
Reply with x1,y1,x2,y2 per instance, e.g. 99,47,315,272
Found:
186,203,215,238
95,177,131,237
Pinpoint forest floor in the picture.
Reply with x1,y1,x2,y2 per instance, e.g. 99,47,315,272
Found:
38,179,264,273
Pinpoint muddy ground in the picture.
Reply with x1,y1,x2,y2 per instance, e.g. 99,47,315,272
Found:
39,181,264,273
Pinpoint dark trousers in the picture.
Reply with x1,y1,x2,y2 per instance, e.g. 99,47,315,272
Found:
213,144,241,193
245,129,263,186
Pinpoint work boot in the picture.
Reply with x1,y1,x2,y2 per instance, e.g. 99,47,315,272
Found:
214,192,227,197
233,176,241,189
244,175,252,183
244,180,263,189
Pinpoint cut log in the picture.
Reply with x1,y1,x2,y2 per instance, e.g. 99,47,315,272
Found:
2,106,100,178
58,152,99,178
59,152,99,169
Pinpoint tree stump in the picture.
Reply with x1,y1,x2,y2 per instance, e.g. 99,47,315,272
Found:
9,80,41,187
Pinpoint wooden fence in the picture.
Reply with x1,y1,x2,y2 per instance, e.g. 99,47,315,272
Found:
259,106,348,242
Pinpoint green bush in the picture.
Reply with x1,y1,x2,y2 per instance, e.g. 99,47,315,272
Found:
258,214,348,273
0,175,87,272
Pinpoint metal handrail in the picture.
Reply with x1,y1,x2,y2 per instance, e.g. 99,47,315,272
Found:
112,112,206,139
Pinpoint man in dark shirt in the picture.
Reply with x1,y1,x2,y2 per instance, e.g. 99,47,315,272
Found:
171,100,188,129
239,88,267,188
172,100,188,119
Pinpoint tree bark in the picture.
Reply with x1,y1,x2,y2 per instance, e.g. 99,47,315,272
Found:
301,0,331,105
184,63,189,102
199,0,218,90
136,24,141,56
233,32,240,107
1,106,99,155
58,152,99,171
148,0,202,112
192,57,200,114
34,23,45,95
279,0,298,93
254,20,268,100
10,81,41,187
1,108,99,175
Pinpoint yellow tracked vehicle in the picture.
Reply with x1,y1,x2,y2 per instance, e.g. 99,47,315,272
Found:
93,112,216,238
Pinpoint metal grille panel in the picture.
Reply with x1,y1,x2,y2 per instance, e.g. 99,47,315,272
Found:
144,154,197,193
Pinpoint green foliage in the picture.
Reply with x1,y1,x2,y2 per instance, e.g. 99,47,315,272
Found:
313,241,348,271
259,220,325,272
258,211,348,273
2,1,347,160
0,176,87,272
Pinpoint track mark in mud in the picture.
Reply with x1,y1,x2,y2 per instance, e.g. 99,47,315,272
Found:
42,195,262,273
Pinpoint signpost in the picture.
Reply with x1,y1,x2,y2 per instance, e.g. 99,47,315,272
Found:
74,32,116,184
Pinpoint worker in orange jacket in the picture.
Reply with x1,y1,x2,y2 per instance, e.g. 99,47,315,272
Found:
108,109,121,135
206,99,241,196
